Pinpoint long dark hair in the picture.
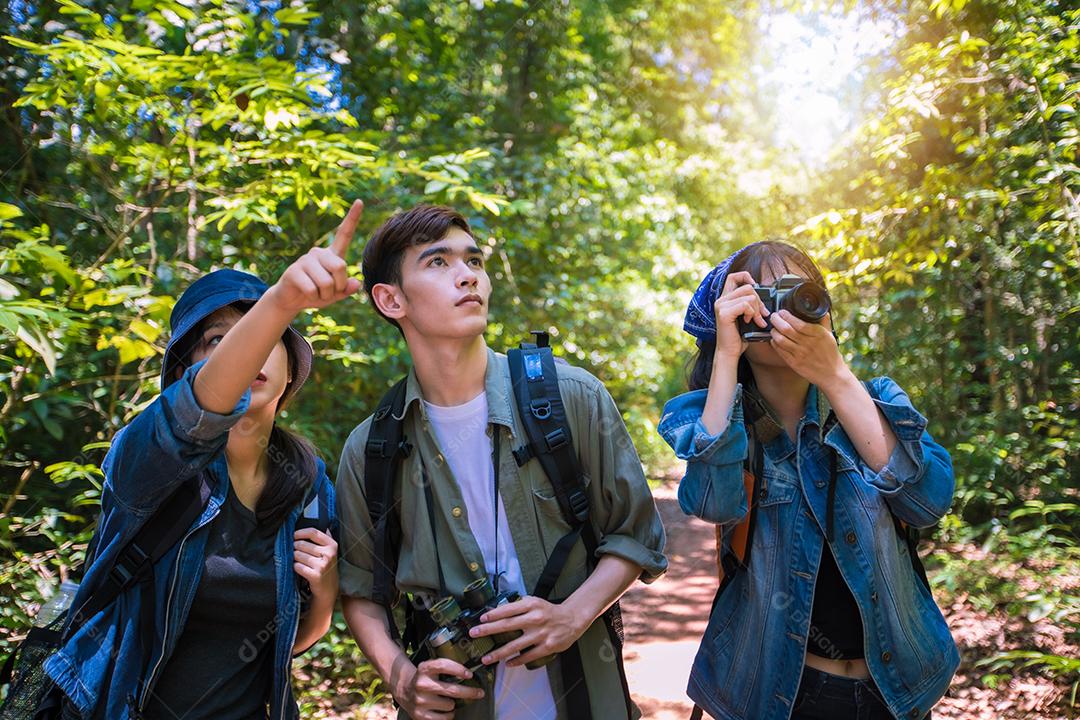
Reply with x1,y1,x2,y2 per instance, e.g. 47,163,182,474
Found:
258,423,317,528
688,240,830,391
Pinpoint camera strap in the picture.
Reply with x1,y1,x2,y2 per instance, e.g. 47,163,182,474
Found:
491,428,503,593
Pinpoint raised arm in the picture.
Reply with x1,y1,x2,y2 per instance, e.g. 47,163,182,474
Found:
193,200,364,413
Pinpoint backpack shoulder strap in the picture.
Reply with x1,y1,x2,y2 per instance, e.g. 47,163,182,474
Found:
507,333,589,528
363,377,411,611
69,475,210,635
509,332,631,720
893,515,931,589
507,333,596,595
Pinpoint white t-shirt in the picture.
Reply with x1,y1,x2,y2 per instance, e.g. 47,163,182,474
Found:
424,392,558,720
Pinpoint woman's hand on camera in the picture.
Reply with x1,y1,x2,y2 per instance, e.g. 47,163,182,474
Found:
769,310,846,388
267,200,364,316
712,271,769,359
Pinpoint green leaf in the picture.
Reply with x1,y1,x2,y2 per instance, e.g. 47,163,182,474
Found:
0,202,23,222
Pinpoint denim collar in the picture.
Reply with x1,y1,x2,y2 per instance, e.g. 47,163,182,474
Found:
744,383,835,463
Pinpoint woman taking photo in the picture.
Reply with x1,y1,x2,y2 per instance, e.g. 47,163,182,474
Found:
658,241,959,720
42,202,366,719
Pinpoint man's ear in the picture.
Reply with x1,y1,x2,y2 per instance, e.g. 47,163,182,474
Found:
371,283,406,321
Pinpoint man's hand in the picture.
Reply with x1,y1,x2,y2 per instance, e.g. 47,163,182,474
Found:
399,658,484,720
267,199,364,315
470,596,587,668
769,310,848,390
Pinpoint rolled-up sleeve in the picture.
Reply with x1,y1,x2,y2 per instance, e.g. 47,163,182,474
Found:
862,377,955,528
572,376,667,583
105,359,250,515
335,421,378,600
657,388,750,525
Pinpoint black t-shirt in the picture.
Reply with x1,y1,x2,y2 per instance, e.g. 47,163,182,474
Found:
808,541,865,660
144,484,279,720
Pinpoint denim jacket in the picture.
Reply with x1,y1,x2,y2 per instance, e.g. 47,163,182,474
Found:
657,377,960,720
43,361,337,719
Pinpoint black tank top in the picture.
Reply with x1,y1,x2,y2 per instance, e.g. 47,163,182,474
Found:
808,542,865,659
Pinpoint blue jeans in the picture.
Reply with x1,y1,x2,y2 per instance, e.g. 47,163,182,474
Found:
792,666,899,720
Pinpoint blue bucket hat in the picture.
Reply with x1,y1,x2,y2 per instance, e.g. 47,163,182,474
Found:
161,269,313,404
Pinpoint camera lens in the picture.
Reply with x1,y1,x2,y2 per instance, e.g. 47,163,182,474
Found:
783,283,830,322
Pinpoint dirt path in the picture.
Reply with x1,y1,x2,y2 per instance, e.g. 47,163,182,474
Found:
320,480,1077,719
621,480,715,719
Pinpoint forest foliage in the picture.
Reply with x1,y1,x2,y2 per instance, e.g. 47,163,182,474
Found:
1,0,1077,711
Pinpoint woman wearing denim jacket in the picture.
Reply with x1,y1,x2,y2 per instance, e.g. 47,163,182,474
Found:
657,241,960,720
43,202,367,719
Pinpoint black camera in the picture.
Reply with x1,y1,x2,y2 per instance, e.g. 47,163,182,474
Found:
737,274,830,342
424,577,554,704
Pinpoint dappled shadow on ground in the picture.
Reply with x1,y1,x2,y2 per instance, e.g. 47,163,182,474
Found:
622,480,717,718
623,482,718,648
316,484,1080,719
929,544,1080,720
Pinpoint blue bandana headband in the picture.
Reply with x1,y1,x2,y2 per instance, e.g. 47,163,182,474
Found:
683,244,754,343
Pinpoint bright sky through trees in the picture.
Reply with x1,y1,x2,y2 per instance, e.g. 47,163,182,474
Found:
759,7,902,164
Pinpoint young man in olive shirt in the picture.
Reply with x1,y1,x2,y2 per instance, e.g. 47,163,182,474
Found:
336,205,667,720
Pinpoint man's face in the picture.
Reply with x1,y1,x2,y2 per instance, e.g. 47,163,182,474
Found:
395,227,492,340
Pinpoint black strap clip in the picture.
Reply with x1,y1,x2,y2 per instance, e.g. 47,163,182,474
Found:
366,438,390,458
110,543,150,588
512,444,535,466
567,489,589,522
545,428,568,452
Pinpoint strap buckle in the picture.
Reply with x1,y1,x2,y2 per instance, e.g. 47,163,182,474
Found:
530,399,552,420
366,438,389,458
544,428,568,452
513,445,534,466
567,488,589,522
109,543,150,588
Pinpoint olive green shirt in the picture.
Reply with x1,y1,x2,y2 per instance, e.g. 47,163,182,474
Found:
336,348,667,719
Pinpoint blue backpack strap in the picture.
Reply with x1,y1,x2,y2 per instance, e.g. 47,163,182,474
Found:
508,331,631,720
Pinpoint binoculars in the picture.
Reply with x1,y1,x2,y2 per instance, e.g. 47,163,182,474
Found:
425,577,555,704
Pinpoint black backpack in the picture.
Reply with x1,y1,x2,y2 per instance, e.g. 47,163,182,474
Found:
2,465,333,719
363,332,632,720
0,477,210,720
